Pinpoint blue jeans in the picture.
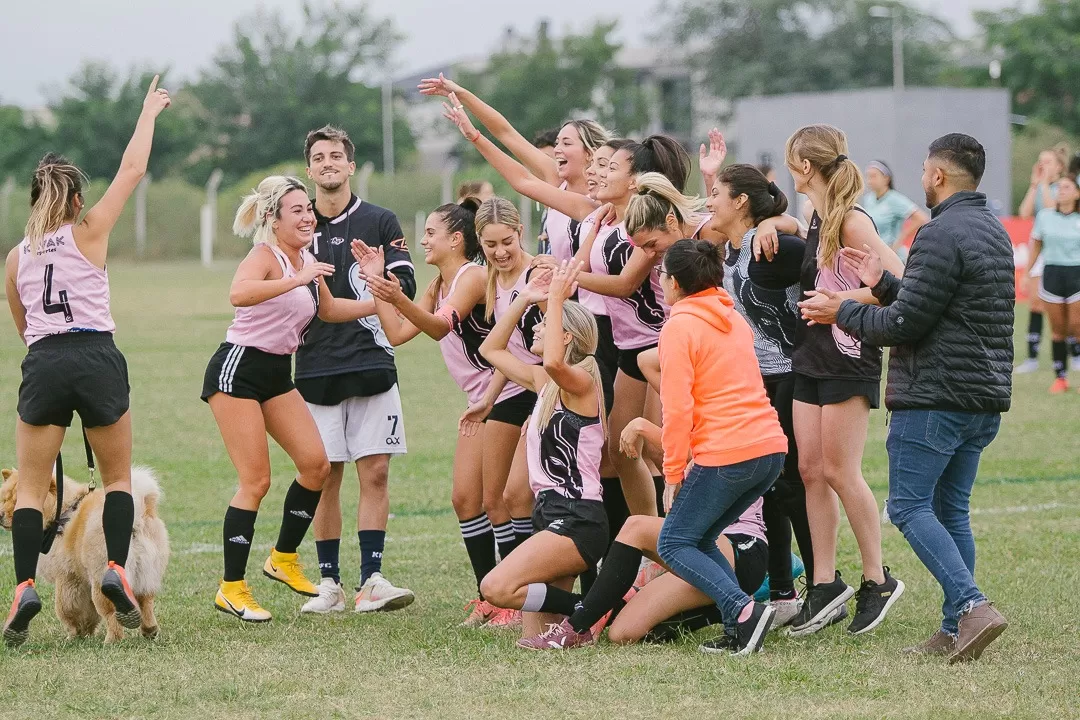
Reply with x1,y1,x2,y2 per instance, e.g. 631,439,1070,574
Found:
886,409,1000,635
657,453,785,633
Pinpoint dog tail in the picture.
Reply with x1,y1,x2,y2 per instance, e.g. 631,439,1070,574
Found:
131,467,163,527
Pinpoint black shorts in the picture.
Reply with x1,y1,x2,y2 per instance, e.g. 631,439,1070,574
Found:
793,373,880,410
486,389,538,427
617,343,657,383
532,490,610,570
18,332,130,428
594,314,620,384
1039,264,1080,304
201,342,294,404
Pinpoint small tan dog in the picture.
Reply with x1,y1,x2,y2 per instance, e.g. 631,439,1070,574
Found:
0,466,169,643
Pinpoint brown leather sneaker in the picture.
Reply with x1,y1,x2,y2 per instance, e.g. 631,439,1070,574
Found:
902,629,956,656
948,603,1007,664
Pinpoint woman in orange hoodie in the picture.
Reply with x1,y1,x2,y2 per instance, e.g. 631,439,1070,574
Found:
654,239,789,656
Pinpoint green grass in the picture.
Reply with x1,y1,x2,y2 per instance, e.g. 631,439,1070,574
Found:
0,262,1078,719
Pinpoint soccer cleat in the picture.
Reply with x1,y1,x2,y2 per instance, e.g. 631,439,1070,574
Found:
354,573,415,613
263,548,319,597
3,580,42,648
101,561,143,630
633,559,666,590
1050,377,1069,394
788,572,854,637
215,580,272,623
461,598,498,627
1013,358,1039,374
301,578,346,614
482,607,522,630
517,619,593,650
769,596,803,630
847,568,905,635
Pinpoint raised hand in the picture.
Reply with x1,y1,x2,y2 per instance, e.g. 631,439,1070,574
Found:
839,243,884,288
548,260,582,303
698,128,727,180
530,254,559,273
296,261,335,286
595,202,618,228
418,72,463,98
351,240,384,277
442,92,480,142
522,268,553,304
143,75,171,117
365,273,406,306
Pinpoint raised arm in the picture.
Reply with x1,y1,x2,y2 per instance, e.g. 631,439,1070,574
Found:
74,75,171,262
420,74,559,185
316,278,376,323
5,248,26,344
479,273,551,392
542,262,596,398
698,128,727,195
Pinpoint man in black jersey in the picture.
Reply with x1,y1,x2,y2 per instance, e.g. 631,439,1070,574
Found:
296,126,417,614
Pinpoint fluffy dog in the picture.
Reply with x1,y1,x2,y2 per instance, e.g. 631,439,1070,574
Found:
0,466,169,643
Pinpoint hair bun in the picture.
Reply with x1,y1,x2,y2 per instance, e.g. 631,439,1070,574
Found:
767,181,780,196
459,196,481,214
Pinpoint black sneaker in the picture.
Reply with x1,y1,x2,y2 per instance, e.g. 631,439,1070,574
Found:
3,580,42,649
787,571,854,637
847,567,905,635
729,602,775,656
698,631,738,654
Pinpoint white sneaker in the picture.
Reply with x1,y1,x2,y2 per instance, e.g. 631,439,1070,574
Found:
1013,358,1039,374
300,578,346,614
770,597,803,630
354,572,415,613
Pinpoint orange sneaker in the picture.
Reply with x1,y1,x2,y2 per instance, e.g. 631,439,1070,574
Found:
101,561,142,630
3,580,42,648
482,607,523,630
1050,377,1070,394
634,560,666,590
461,598,497,627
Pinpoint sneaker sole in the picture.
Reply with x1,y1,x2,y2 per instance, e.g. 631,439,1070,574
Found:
262,570,319,598
787,585,855,637
947,620,1008,664
101,576,143,630
3,597,42,649
730,605,776,657
769,603,802,631
355,591,415,613
848,580,906,636
301,603,346,614
214,603,272,623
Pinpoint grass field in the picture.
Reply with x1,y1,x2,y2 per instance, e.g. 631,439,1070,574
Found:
0,262,1078,719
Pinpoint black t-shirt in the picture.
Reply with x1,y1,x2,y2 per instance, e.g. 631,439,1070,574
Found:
294,195,415,402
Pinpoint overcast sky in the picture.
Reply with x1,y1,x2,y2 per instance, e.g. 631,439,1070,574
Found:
0,0,1025,106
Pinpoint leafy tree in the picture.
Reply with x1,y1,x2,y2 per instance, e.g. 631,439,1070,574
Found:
976,0,1080,136
191,1,412,181
0,105,50,181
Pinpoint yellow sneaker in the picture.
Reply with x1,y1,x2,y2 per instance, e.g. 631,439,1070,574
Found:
215,580,272,623
262,548,319,597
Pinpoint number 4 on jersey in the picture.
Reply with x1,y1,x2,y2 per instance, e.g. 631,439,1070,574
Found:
42,263,74,323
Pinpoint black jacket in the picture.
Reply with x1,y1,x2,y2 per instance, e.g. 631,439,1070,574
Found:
836,191,1015,413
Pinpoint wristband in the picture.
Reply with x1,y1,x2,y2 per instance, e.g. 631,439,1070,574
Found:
468,131,481,143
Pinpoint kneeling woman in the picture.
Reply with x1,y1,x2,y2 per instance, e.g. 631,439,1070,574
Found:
204,176,380,622
477,262,609,635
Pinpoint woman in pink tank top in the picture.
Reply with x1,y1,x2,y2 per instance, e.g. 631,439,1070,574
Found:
475,262,610,638
203,176,382,623
360,199,537,625
2,77,172,647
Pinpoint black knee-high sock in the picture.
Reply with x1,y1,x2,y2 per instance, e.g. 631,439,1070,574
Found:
601,476,629,544
653,475,666,518
11,508,43,584
492,520,519,560
1028,311,1043,360
1052,340,1068,379
511,516,533,548
579,567,597,595
275,480,321,554
102,491,135,567
459,513,497,597
521,583,582,615
761,486,795,597
223,506,257,582
316,539,340,583
568,541,642,633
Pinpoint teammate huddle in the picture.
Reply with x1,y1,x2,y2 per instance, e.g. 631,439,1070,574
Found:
5,75,1015,663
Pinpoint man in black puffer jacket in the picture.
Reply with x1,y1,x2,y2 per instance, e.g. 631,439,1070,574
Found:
799,134,1013,665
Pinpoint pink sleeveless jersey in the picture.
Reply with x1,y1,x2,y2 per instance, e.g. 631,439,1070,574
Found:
589,219,666,350
493,266,544,367
225,245,319,355
644,215,713,320
723,497,766,543
572,210,611,318
526,389,604,502
16,224,116,345
544,184,576,264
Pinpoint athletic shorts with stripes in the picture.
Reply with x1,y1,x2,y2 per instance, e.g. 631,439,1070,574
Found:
201,342,295,404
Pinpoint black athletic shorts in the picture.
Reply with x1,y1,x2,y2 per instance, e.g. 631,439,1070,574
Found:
617,343,658,383
642,533,769,643
594,314,620,384
532,490,610,570
486,389,537,427
792,372,880,410
1039,264,1080,305
201,342,294,404
18,332,130,428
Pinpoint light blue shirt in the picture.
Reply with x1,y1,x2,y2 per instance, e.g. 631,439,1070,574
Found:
1033,182,1059,212
861,190,920,246
1033,207,1080,266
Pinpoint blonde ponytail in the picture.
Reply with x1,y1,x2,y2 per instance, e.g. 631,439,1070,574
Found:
25,154,85,256
536,301,606,437
474,196,522,322
625,171,707,237
233,175,308,247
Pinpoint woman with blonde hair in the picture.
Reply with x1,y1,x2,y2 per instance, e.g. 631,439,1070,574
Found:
202,176,385,623
3,76,170,648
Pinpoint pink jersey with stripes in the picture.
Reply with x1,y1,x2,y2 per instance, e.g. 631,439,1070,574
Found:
225,244,318,355
588,219,666,350
16,224,115,345
526,389,604,502
572,211,612,318
724,497,766,543
493,266,544,367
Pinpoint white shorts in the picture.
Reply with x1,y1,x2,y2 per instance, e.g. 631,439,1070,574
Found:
306,386,407,462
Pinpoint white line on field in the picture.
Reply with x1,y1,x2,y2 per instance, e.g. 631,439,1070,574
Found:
970,502,1076,515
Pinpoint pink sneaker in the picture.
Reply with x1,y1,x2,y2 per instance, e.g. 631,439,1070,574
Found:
481,607,522,630
634,560,665,590
461,598,497,628
517,619,593,650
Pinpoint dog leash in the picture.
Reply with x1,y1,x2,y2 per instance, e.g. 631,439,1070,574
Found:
41,428,95,554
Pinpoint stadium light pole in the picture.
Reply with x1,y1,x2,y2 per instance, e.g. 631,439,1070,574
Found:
870,5,904,91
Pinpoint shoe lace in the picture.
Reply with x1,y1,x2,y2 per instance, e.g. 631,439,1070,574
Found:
538,622,564,639
237,584,261,610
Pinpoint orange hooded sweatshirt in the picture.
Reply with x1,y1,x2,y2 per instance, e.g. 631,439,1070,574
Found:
659,287,788,485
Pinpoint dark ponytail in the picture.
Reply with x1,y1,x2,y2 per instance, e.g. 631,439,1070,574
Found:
625,135,691,192
663,239,724,296
430,197,481,297
717,164,789,226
